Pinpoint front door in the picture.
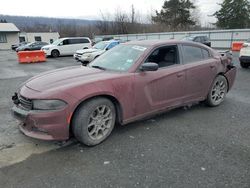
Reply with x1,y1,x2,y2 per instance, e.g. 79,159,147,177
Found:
134,45,187,117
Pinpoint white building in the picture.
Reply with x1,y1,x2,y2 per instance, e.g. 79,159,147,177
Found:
0,23,20,50
19,32,60,44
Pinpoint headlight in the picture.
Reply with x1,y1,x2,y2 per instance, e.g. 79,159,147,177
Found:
33,99,67,110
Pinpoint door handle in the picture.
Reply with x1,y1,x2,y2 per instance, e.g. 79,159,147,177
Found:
210,65,215,69
177,73,184,78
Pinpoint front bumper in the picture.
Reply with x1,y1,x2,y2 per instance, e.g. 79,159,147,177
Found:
79,55,92,63
42,49,50,56
73,53,82,61
11,105,70,141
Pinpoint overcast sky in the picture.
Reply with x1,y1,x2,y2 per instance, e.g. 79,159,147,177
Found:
0,0,222,25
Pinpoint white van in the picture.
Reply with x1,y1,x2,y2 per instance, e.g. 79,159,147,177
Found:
41,37,92,57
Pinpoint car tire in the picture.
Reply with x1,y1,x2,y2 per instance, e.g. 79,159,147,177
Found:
240,61,249,69
72,97,116,146
206,75,228,107
51,50,60,58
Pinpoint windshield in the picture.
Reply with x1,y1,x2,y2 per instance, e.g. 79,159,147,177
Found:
89,44,147,71
52,39,63,45
181,36,195,41
93,41,109,50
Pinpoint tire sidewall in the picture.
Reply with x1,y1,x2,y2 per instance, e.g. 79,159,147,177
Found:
51,50,59,58
207,75,228,107
72,98,116,146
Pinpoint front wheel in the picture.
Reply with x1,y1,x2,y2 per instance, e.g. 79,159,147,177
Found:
72,98,116,146
206,75,228,107
51,50,60,58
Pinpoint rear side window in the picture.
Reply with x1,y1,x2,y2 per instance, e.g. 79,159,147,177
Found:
182,45,203,63
203,36,209,41
202,49,210,59
68,38,90,44
79,38,90,43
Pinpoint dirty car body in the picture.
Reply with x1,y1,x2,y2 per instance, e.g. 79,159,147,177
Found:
12,40,237,143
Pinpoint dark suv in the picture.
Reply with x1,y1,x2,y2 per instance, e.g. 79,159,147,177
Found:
182,36,211,47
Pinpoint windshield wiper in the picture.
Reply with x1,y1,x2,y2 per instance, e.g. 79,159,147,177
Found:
91,65,106,70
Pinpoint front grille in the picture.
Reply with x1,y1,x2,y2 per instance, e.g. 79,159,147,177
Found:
19,95,32,110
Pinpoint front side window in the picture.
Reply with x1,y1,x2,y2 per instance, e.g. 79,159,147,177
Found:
194,37,201,42
0,34,7,43
89,44,147,71
145,45,179,68
63,39,69,45
182,45,203,64
106,42,118,50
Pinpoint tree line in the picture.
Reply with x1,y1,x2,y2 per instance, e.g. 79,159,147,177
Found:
1,0,250,38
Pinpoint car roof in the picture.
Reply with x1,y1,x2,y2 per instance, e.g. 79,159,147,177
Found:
60,37,90,39
124,39,205,47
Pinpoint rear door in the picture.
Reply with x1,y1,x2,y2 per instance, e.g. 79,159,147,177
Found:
134,45,187,116
180,45,218,102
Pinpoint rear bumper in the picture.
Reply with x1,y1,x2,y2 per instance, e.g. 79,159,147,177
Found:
239,56,250,63
224,66,237,91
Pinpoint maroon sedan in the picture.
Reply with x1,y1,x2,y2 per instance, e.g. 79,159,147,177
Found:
12,40,236,146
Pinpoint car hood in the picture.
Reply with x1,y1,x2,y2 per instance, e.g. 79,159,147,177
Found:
76,48,101,54
25,66,118,92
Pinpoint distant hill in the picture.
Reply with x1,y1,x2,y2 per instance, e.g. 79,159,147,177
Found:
0,14,98,32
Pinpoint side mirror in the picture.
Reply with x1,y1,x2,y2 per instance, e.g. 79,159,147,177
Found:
140,63,159,72
58,42,63,46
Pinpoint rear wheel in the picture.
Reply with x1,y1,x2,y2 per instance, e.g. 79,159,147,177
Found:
72,98,116,146
240,61,250,68
206,75,228,107
51,50,60,58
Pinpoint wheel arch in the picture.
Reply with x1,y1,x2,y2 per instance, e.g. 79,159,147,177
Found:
69,94,123,134
217,72,230,92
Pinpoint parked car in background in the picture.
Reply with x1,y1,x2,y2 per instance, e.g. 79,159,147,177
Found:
11,42,27,51
182,35,211,47
74,40,119,64
42,37,92,57
12,40,236,146
16,42,48,52
239,38,250,68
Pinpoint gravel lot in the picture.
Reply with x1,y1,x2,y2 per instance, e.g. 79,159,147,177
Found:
0,50,249,188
